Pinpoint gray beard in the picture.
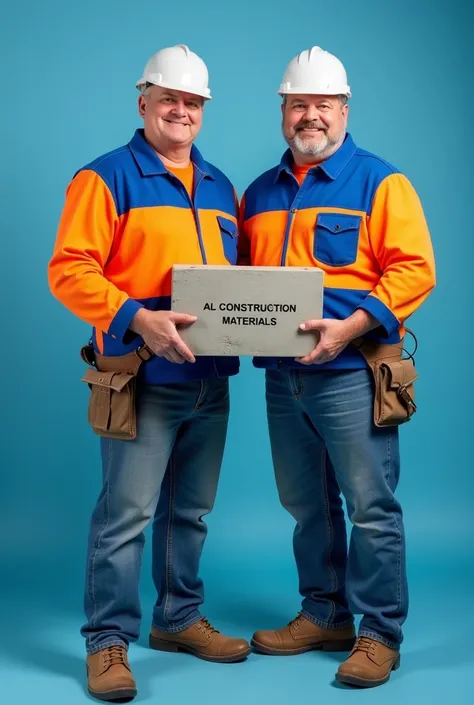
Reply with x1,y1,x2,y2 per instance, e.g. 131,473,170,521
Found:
286,129,345,160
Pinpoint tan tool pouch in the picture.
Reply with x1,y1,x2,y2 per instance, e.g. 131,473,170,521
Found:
353,329,418,427
80,343,153,440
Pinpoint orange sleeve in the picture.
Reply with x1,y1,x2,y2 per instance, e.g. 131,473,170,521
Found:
237,193,251,265
48,169,143,339
359,173,436,335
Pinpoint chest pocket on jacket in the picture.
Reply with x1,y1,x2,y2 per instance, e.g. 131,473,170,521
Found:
314,213,361,267
217,216,238,265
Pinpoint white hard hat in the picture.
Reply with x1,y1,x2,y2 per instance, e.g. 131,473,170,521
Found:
278,46,351,98
136,44,212,100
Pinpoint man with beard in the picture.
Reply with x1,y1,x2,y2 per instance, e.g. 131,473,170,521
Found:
49,44,250,702
238,46,435,688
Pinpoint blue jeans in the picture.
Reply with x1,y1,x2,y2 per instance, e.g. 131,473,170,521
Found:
265,368,407,650
81,378,229,654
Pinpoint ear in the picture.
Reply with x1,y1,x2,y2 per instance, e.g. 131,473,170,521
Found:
138,95,147,119
344,103,349,125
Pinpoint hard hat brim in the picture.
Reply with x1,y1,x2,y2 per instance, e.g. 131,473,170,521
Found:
277,87,351,98
136,78,212,101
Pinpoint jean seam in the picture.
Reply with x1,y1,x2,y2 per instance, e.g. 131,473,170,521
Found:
288,370,296,397
288,370,300,399
385,433,391,483
152,613,203,634
301,610,354,630
377,432,403,643
321,445,337,622
89,440,113,630
389,434,402,614
87,638,128,655
191,380,205,414
387,433,402,621
358,630,400,650
295,370,303,398
163,452,176,621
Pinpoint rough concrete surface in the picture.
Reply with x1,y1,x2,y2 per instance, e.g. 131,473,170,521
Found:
171,265,324,357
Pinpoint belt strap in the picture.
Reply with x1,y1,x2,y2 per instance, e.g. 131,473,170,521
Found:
352,327,417,365
80,343,154,376
352,338,403,364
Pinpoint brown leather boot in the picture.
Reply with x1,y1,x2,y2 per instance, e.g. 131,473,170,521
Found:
149,618,251,663
336,637,400,687
86,645,137,701
251,614,356,655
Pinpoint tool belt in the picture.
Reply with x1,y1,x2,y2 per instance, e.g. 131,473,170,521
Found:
78,328,418,439
80,343,154,440
352,328,418,427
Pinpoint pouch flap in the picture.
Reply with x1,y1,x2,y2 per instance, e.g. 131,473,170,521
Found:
381,359,418,389
217,215,237,236
81,368,134,392
317,213,361,234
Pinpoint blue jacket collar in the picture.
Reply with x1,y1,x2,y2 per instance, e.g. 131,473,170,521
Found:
128,129,214,179
276,132,357,182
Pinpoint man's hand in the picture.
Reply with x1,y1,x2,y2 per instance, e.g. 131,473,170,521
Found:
296,309,379,365
130,309,197,364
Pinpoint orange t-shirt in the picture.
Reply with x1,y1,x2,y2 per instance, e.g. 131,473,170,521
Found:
292,163,313,186
167,163,194,199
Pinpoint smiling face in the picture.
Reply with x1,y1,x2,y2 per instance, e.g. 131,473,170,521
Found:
138,85,204,151
281,94,348,163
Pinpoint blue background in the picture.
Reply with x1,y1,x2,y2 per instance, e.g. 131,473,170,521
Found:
1,0,473,702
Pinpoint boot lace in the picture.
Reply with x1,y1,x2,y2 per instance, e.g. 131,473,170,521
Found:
197,618,220,639
353,637,376,655
288,614,305,631
103,645,127,669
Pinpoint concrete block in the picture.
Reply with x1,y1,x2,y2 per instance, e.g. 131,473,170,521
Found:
171,265,324,357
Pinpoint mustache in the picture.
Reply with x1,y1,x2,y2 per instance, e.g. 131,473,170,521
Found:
296,121,327,131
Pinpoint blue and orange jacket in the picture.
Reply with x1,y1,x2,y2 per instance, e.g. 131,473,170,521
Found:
239,133,436,370
48,128,240,384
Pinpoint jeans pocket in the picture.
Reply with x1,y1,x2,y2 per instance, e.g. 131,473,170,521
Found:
314,213,361,266
217,215,238,264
